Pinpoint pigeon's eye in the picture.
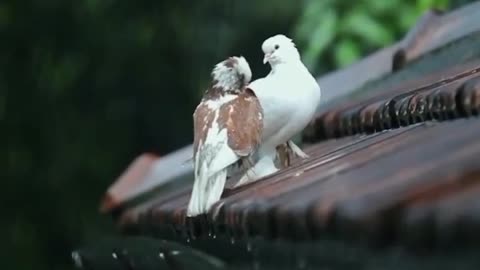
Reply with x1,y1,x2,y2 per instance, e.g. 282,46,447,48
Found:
274,44,279,50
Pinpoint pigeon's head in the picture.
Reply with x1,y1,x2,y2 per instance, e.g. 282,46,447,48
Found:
262,34,300,65
211,56,252,91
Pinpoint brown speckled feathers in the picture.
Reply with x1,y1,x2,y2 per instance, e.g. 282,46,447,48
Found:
193,89,263,157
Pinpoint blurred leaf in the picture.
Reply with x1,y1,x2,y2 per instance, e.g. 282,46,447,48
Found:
137,21,156,46
342,10,394,46
294,0,454,73
84,0,115,15
36,54,85,95
301,8,337,71
294,0,333,42
334,38,361,68
366,0,399,14
398,4,422,31
417,0,450,12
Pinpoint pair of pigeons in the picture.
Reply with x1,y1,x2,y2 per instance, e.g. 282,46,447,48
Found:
187,34,321,217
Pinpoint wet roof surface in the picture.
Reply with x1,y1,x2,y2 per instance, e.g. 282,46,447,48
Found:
121,118,480,247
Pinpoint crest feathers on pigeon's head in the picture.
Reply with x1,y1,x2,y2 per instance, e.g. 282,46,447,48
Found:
210,56,252,93
261,34,300,65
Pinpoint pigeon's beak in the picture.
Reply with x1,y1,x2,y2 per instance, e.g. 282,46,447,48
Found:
263,53,272,64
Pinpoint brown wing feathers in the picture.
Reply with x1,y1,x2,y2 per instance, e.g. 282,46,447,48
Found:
221,90,263,156
193,90,263,159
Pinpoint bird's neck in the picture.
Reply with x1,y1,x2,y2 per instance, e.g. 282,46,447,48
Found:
204,82,243,100
270,60,305,74
209,73,246,93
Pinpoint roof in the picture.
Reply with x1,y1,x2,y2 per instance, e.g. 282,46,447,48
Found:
100,2,480,266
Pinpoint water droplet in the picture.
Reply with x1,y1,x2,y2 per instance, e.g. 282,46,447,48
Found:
186,238,191,243
159,252,165,259
230,237,235,244
208,232,212,237
294,170,304,177
71,251,83,268
297,257,307,269
212,234,217,239
246,242,252,252
112,252,118,259
170,250,180,256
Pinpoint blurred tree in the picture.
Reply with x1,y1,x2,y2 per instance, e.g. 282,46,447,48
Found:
294,0,450,73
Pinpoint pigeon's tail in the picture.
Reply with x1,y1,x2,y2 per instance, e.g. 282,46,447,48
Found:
187,155,228,217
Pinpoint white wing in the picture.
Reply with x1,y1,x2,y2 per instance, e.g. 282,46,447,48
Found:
187,111,240,217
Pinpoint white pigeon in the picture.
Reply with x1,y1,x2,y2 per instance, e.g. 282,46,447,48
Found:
187,56,263,217
234,34,321,187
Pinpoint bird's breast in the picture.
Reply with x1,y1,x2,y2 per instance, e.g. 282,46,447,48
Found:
254,72,321,149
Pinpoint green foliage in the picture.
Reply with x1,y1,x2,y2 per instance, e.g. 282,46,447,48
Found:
294,0,451,73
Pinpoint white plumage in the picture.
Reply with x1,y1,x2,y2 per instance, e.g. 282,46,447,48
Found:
235,34,321,187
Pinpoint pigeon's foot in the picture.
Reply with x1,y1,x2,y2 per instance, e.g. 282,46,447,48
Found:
234,171,256,188
234,156,278,188
288,140,309,159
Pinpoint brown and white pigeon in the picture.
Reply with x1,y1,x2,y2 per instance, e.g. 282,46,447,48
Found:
187,56,262,217
234,34,321,187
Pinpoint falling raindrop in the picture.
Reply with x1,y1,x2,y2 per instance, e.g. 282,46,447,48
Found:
246,242,252,252
230,237,235,244
71,251,83,268
159,252,165,259
297,257,307,269
112,252,118,259
186,237,191,243
170,250,181,256
212,234,217,239
251,241,260,265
